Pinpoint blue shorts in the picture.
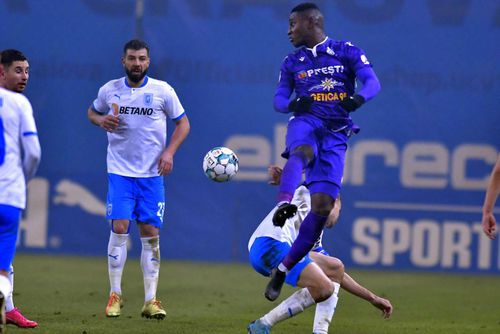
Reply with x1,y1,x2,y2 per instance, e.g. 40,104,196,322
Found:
107,173,165,228
0,204,21,271
282,115,349,199
249,237,312,287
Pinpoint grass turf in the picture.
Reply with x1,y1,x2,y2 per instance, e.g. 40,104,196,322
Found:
6,254,500,334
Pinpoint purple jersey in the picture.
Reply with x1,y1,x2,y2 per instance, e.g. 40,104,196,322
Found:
274,37,377,127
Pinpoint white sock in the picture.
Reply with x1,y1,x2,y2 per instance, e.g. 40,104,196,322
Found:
312,282,340,334
107,231,128,295
277,263,289,273
140,236,160,302
0,275,11,301
5,265,14,311
261,288,315,327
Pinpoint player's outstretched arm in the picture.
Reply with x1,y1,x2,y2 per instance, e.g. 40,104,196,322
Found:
482,155,500,239
87,107,119,132
157,115,190,176
341,272,393,319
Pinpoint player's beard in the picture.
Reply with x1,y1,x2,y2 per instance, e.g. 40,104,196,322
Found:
126,67,148,84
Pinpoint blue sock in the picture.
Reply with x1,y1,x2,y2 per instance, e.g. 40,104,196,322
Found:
278,152,307,203
282,211,327,270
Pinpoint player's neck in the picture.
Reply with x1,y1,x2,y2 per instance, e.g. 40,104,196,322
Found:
126,77,145,88
306,33,327,48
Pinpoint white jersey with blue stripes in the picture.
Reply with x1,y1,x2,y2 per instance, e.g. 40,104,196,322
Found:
0,87,40,209
92,76,185,177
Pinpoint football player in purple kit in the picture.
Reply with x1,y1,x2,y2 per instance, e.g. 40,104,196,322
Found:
265,2,381,301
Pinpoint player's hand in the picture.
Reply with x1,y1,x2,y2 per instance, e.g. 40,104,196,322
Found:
288,95,313,113
325,195,342,228
100,115,120,132
371,296,393,319
339,94,365,112
482,212,497,240
268,165,283,185
158,151,174,176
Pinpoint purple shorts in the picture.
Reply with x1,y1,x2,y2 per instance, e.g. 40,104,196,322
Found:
282,115,350,198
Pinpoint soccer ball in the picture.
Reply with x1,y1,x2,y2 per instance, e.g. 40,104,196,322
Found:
203,147,239,182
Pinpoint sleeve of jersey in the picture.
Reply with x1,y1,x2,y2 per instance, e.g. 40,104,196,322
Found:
347,45,381,102
91,85,109,115
356,67,381,102
273,58,294,113
19,98,41,180
165,87,186,121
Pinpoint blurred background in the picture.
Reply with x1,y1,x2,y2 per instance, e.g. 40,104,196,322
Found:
1,0,499,273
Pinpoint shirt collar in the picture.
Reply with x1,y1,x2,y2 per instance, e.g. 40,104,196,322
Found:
124,75,149,88
306,36,329,57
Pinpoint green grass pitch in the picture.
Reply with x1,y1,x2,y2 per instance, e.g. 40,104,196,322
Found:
6,254,500,334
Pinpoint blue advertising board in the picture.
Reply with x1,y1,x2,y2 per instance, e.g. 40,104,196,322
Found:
1,0,499,273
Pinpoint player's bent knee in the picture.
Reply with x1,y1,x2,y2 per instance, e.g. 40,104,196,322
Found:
111,220,129,234
291,145,314,163
308,278,334,303
329,258,344,283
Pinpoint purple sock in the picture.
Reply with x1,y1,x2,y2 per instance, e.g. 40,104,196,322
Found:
278,152,307,203
282,211,327,270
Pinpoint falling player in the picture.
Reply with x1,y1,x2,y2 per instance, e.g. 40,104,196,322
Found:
248,166,392,333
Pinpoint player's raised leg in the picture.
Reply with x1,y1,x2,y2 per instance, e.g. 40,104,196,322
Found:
272,122,315,228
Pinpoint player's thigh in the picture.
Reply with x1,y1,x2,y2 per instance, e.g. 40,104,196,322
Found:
309,252,344,282
0,204,21,271
282,116,318,159
305,130,348,198
249,236,315,288
249,237,289,277
107,173,136,221
135,176,165,229
296,261,332,292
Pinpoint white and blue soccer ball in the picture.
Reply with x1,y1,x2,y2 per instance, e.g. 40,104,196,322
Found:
203,147,239,182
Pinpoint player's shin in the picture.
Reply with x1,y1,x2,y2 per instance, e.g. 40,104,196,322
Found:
0,275,11,333
282,212,327,270
5,266,13,311
108,232,128,295
278,152,308,203
140,236,160,302
261,288,315,327
312,282,340,334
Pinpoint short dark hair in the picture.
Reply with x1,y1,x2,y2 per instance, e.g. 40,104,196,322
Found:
123,39,150,56
291,2,320,14
0,49,28,67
